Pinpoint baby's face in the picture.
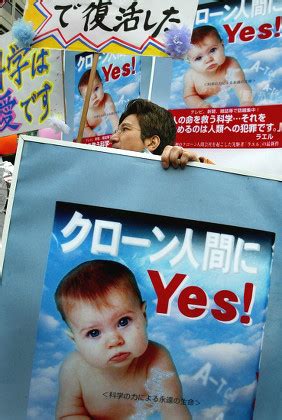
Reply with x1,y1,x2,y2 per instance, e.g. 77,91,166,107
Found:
187,33,225,73
67,288,148,370
80,77,104,107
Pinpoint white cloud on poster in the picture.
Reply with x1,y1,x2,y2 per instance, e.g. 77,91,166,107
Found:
29,369,58,402
188,342,257,371
39,313,60,331
193,404,227,420
117,81,140,96
248,47,282,63
232,380,257,402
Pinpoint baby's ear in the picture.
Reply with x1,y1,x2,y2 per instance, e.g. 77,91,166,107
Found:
65,328,75,341
141,301,147,320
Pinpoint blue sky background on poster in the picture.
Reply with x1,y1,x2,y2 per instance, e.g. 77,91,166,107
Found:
169,0,282,109
27,202,274,420
73,53,141,137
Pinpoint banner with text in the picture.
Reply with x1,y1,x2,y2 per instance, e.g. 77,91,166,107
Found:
24,0,198,56
0,32,64,137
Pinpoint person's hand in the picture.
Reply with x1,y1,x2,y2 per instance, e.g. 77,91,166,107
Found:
161,145,200,169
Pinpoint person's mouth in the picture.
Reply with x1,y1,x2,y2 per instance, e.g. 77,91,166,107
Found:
206,63,217,70
109,352,130,363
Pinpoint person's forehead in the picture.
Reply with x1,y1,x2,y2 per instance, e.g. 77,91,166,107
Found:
120,114,140,127
67,290,140,324
188,37,220,58
93,77,102,86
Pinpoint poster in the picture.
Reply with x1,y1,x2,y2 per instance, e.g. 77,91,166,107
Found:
168,0,282,149
73,52,141,145
27,201,274,419
23,0,198,57
0,32,64,137
0,137,282,419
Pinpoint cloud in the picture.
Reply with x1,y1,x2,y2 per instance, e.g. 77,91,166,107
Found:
193,404,227,420
27,405,48,419
231,380,257,402
248,47,282,63
39,313,60,331
187,342,257,371
117,81,139,96
255,80,270,91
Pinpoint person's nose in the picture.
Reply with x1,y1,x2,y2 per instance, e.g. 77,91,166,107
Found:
205,54,213,63
110,129,119,141
106,331,125,348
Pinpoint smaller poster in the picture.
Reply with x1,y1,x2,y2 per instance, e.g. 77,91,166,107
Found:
73,52,141,145
169,0,282,110
0,32,64,137
168,0,282,151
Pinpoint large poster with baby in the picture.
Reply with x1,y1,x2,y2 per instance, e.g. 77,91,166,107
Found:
27,201,274,420
168,0,282,148
73,52,141,145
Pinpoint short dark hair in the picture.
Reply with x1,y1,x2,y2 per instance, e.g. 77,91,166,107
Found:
78,69,102,94
119,99,176,155
55,260,143,323
191,25,222,44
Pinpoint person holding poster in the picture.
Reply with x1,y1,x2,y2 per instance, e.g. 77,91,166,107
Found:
54,259,191,419
183,25,254,109
78,69,119,138
110,99,211,168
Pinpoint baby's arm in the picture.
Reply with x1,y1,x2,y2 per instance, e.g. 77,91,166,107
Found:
183,70,212,109
105,94,119,132
56,353,91,420
228,58,254,106
150,343,192,420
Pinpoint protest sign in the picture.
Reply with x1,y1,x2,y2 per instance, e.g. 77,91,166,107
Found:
168,0,282,149
0,32,64,137
24,0,198,57
73,52,141,144
0,137,281,419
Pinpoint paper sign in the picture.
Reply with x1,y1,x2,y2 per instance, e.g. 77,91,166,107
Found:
24,0,199,56
0,32,64,137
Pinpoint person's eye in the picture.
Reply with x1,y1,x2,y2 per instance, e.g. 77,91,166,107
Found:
210,48,217,53
121,126,129,133
118,317,131,328
195,56,202,62
87,329,100,338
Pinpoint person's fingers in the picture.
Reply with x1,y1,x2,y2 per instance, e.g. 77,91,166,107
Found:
168,146,185,168
161,146,200,169
161,145,173,169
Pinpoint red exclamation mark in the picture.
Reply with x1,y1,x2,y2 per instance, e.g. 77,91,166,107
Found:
131,57,136,74
274,16,281,37
240,283,256,325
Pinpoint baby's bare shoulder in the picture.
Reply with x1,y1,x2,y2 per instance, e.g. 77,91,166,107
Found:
225,55,241,68
145,341,174,370
60,351,83,375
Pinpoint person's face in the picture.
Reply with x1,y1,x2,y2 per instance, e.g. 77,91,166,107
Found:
187,33,225,73
67,288,148,370
80,77,104,107
109,114,146,152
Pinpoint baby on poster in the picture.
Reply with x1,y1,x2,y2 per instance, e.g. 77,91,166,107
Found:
78,70,119,138
55,259,191,419
183,25,254,108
